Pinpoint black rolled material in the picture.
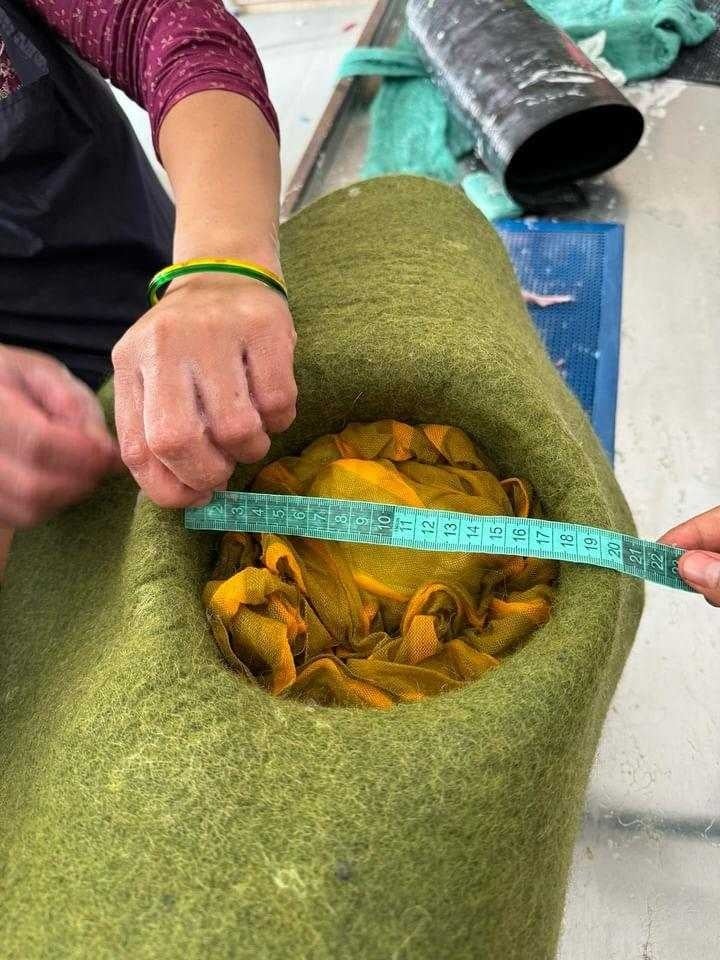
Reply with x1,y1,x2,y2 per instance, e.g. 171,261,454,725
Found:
406,0,644,206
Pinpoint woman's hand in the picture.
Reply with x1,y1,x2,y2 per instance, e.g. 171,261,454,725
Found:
118,89,297,509
660,506,720,605
0,345,120,528
111,272,297,508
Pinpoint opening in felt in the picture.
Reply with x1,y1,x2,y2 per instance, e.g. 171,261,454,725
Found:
203,421,558,708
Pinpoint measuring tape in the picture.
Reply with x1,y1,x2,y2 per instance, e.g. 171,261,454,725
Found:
185,492,690,592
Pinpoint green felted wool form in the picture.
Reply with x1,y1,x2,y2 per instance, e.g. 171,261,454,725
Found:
0,177,643,960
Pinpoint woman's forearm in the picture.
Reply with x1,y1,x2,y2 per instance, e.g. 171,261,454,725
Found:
23,2,281,270
112,89,296,509
159,91,282,273
25,1,278,157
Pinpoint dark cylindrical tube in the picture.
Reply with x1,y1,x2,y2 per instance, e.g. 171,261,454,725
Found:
407,0,644,205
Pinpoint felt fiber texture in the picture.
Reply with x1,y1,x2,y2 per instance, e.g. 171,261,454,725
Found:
0,177,643,960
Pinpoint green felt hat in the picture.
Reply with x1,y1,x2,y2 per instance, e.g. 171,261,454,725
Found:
0,176,643,959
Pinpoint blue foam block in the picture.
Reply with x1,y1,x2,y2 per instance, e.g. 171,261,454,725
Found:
496,219,624,462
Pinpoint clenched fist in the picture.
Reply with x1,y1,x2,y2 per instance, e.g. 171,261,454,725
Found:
112,272,297,508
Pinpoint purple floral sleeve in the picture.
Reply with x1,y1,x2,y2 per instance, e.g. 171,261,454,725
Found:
23,0,278,149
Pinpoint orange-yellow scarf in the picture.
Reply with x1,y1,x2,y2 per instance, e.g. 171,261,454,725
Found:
204,421,557,708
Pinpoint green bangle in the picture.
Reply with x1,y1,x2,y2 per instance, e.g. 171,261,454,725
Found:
147,258,288,307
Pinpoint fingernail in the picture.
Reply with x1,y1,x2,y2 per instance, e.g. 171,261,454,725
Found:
680,551,720,590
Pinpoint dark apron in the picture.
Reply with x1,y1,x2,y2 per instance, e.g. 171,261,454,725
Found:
0,0,174,387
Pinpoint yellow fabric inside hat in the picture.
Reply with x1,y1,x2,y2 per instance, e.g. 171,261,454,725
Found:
203,421,558,708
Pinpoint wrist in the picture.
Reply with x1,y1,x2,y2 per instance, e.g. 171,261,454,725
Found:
172,231,281,276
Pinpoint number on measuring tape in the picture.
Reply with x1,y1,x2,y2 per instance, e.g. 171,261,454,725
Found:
607,540,621,560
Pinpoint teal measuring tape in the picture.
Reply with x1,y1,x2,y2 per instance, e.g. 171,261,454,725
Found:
186,492,690,592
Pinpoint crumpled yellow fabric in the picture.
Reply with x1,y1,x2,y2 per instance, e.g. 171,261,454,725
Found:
203,422,557,708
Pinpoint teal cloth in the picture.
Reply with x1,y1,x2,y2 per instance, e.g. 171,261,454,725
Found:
338,0,716,216
462,172,523,220
339,47,425,78
338,41,516,217
531,0,716,80
339,37,474,185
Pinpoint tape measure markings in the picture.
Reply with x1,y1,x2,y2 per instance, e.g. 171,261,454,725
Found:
185,492,689,592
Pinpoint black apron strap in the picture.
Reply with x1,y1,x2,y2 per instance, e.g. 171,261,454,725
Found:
0,0,174,388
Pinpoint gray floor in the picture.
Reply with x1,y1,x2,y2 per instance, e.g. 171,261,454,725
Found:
117,8,720,955
240,2,373,194
558,79,720,959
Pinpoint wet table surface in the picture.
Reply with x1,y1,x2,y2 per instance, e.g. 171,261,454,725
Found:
291,13,720,957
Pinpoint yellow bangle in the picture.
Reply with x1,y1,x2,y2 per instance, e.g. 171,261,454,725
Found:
147,258,288,307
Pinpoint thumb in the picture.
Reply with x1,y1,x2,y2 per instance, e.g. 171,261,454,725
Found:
19,354,106,428
22,359,118,453
678,551,720,607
